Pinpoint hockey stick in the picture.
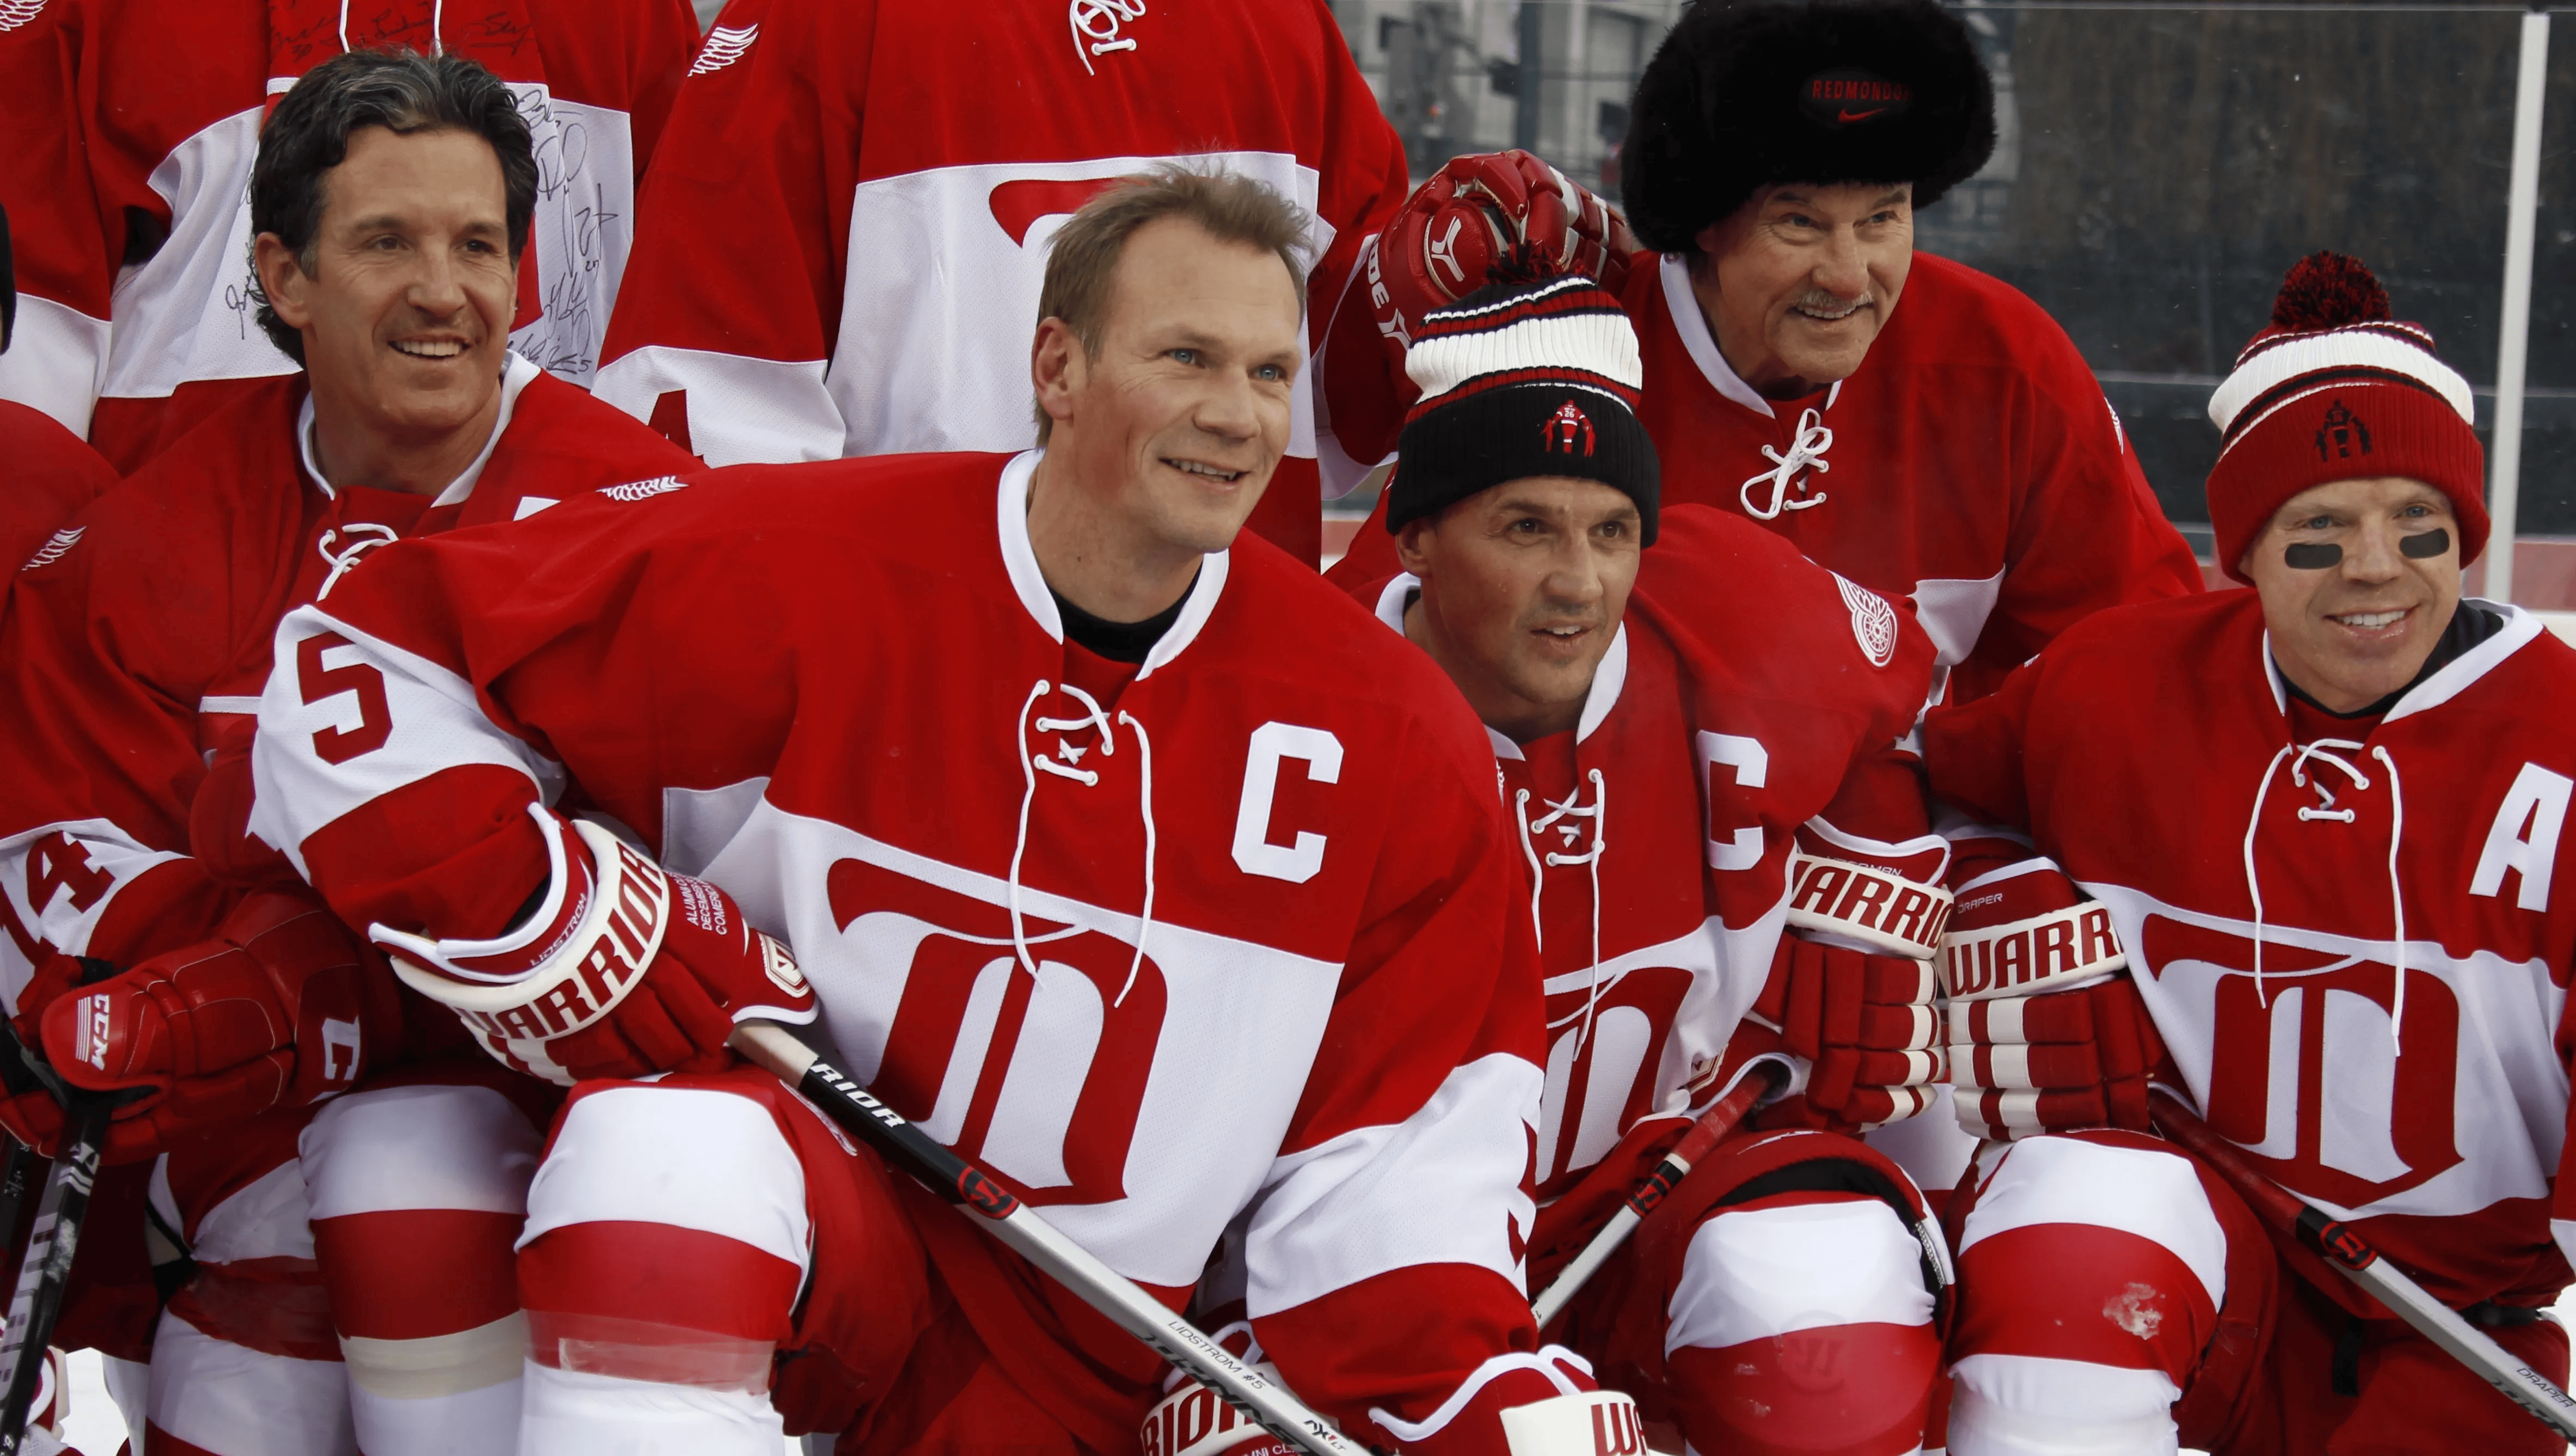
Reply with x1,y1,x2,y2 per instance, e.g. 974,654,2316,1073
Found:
726,1022,1364,1456
1530,1060,1785,1329
2148,1088,2576,1440
0,1098,113,1455
0,1140,38,1267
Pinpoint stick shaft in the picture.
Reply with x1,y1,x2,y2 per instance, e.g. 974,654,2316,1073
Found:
1531,1062,1781,1328
0,1104,111,1454
0,1141,38,1265
729,1023,1360,1456
2150,1091,2576,1440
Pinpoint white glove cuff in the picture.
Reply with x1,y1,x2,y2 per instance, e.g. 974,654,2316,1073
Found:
1500,1390,1647,1456
1941,900,2126,1002
1783,847,1954,958
375,817,671,1079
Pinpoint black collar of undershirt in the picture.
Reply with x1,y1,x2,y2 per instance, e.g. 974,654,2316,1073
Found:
2277,599,2502,720
1052,568,1199,664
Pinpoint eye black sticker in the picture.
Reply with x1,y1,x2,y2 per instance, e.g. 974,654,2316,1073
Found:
2399,528,2451,560
2284,542,2342,570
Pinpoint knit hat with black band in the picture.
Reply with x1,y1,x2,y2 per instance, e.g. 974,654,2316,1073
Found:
1385,275,1662,542
1620,0,1997,255
2205,252,2486,584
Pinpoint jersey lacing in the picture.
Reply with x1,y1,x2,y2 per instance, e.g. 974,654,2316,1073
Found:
315,523,401,601
1516,768,1609,1057
1739,408,1833,521
1009,679,1157,1008
2242,738,2410,1050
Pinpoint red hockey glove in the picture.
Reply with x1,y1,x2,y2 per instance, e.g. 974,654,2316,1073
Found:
1744,828,1954,1131
1940,854,2163,1139
0,958,138,1160
373,811,816,1085
1371,150,1637,374
1750,936,1942,1131
19,892,402,1160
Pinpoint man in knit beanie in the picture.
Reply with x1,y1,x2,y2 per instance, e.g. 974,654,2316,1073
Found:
1342,274,1965,1455
1920,253,2576,1454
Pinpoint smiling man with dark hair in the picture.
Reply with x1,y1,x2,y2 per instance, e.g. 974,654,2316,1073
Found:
0,47,694,1456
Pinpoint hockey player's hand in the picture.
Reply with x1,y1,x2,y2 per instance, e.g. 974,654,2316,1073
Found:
1751,934,1943,1131
16,894,401,1159
373,812,817,1085
1940,855,2163,1139
1372,150,1637,370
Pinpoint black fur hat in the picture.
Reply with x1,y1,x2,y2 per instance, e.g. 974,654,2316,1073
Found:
1620,0,1996,255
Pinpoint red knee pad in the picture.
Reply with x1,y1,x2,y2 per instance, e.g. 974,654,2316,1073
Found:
315,1209,522,1341
1947,1129,2277,1426
1667,1322,1940,1456
1634,1129,1945,1320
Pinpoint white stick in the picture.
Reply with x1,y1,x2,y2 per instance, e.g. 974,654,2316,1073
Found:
2487,9,2549,606
1529,1062,1781,1329
727,1023,1363,1456
2153,1093,2576,1440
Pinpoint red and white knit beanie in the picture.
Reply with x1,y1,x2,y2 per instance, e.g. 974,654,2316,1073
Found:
2205,252,2485,584
1387,274,1662,542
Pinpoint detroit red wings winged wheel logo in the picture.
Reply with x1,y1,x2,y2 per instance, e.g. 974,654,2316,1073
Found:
1834,574,1898,668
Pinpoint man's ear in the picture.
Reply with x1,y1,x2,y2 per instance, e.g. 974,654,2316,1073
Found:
1030,317,1084,437
1394,513,1437,577
254,233,312,332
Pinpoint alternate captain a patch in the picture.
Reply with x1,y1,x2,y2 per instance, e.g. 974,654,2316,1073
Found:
1835,573,1899,668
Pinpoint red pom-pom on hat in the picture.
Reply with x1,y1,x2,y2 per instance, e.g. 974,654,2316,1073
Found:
2268,251,2391,332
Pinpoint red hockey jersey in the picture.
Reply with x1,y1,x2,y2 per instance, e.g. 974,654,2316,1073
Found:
1,400,118,577
1926,590,2576,1309
0,0,113,438
1353,506,1941,1214
590,0,1411,564
0,0,697,471
249,450,1560,1445
1326,252,2205,703
0,354,695,1005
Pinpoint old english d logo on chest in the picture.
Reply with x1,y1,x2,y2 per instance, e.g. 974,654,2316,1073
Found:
2140,916,2461,1208
830,859,1163,1206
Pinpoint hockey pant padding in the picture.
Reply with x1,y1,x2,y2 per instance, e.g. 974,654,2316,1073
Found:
1946,1131,2249,1456
517,1082,809,1399
516,1070,1107,1455
144,1076,548,1456
1663,1193,1940,1455
1555,1129,1942,1456
304,1080,543,1454
1949,1133,2225,1455
148,1112,352,1456
519,1363,786,1456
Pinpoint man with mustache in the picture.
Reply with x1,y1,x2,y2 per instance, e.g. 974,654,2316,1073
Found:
1925,253,2576,1454
1327,0,2200,711
0,50,696,1456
